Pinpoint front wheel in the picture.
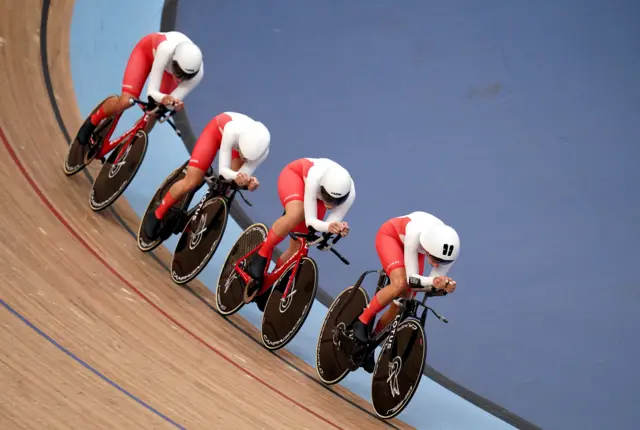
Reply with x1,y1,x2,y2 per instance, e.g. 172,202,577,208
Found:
89,130,148,212
261,257,318,351
215,223,268,316
371,318,426,420
171,196,229,285
315,285,369,385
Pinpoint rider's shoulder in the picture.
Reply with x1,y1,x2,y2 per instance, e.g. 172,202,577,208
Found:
310,157,344,169
405,211,445,227
161,31,194,44
223,112,254,124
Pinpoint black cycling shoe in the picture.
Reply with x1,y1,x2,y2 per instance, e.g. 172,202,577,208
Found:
246,254,267,283
77,117,97,146
362,351,375,374
352,318,370,344
144,212,164,241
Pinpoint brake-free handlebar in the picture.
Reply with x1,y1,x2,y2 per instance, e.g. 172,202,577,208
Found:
129,97,181,137
202,174,253,207
401,276,449,324
408,275,449,296
289,229,350,265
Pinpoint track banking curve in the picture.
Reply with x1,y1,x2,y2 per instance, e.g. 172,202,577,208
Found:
0,1,410,428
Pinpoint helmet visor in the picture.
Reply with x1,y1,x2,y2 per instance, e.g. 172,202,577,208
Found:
172,60,197,80
320,186,349,206
428,254,454,266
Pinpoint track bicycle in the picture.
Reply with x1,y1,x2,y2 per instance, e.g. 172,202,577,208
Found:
316,269,449,419
63,96,181,212
137,165,251,286
216,226,349,350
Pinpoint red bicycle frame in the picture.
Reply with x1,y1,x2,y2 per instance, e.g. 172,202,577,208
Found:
95,100,162,161
234,235,311,300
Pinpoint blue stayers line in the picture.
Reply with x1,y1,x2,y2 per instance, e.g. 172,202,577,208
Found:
0,298,186,430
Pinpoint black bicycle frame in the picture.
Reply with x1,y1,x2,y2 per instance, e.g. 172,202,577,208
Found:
164,173,249,237
338,269,445,365
185,174,250,219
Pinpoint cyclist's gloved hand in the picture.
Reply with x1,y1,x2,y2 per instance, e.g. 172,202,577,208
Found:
234,172,250,187
434,276,456,293
161,95,176,106
247,176,260,191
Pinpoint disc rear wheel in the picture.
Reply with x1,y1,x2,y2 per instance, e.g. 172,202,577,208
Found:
137,161,190,252
215,223,268,316
171,196,229,285
89,130,148,212
63,95,118,176
315,286,369,385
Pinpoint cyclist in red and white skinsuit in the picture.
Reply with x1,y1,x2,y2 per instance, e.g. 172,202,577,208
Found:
75,31,204,151
245,157,356,310
143,112,271,240
353,211,460,372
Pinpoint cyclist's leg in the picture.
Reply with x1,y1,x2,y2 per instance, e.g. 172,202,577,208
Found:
373,289,413,335
246,162,323,281
352,223,410,342
374,252,425,334
77,34,154,146
277,237,301,267
251,200,326,312
144,116,221,239
246,200,303,281
267,197,326,270
244,199,301,298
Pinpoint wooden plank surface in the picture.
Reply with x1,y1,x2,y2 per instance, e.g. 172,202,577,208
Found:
0,0,414,428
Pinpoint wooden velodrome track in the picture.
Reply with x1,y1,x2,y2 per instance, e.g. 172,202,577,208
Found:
0,1,416,429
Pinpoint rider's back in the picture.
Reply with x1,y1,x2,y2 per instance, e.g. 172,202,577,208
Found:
389,211,446,249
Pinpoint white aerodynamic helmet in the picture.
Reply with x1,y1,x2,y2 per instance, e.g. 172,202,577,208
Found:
420,224,460,265
172,42,203,80
319,164,352,206
238,121,271,161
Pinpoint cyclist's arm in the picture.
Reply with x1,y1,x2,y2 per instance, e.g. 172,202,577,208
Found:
146,42,174,103
403,220,422,284
170,63,204,100
237,147,269,176
405,220,455,289
325,180,356,224
304,167,330,232
412,262,454,289
218,122,241,180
